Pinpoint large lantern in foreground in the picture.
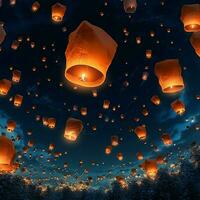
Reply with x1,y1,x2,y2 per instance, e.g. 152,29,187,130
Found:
0,135,18,173
134,125,147,140
171,99,185,115
155,59,184,94
161,134,173,146
181,4,200,32
190,32,200,57
64,118,83,142
65,21,118,87
0,79,11,96
51,3,66,23
140,160,158,179
123,0,137,13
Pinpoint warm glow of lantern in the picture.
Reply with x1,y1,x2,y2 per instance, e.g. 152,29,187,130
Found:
141,160,158,180
49,143,55,151
151,95,161,105
171,99,185,115
155,59,184,94
65,20,117,87
7,120,16,132
12,70,21,83
0,135,18,173
123,0,137,13
116,176,128,188
0,79,12,96
117,152,123,161
80,107,87,116
190,32,200,57
52,3,66,23
64,118,83,142
105,146,112,155
161,134,173,146
134,125,147,140
181,4,200,32
103,100,110,109
48,118,56,129
137,152,143,160
111,136,119,146
146,50,152,59
14,94,23,107
32,1,40,12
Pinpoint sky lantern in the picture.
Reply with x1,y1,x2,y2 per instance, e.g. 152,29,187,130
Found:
49,143,55,151
0,135,18,173
48,118,56,129
7,120,16,132
123,0,137,13
146,50,152,59
171,99,185,115
155,59,184,94
116,176,128,188
131,168,137,176
42,117,49,126
11,40,20,50
9,0,16,6
12,70,21,83
32,1,40,12
14,94,23,107
140,160,158,180
28,140,34,148
141,108,149,116
190,32,200,57
103,100,110,109
105,146,112,155
136,36,141,44
64,118,83,142
151,95,161,105
156,155,166,165
181,4,200,32
111,135,119,146
161,134,173,146
0,24,6,44
65,20,118,88
137,152,143,160
0,79,11,96
80,107,87,116
51,3,66,23
134,125,147,140
117,152,123,161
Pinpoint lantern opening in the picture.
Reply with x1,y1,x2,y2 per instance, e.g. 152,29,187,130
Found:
185,24,200,32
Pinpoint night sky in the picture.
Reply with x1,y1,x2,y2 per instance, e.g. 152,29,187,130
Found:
0,0,200,190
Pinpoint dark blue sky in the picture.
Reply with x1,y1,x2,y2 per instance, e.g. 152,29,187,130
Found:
0,0,200,190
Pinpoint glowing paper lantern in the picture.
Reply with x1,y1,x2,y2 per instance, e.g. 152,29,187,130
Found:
171,99,185,115
111,136,119,146
42,117,49,126
146,50,152,59
117,152,123,161
64,118,83,142
10,0,16,6
140,160,158,179
123,0,137,13
103,100,110,109
161,134,173,146
0,24,6,44
11,40,20,50
65,20,118,87
32,1,40,12
131,168,137,176
156,155,165,165
151,95,160,105
155,59,184,94
48,118,56,129
181,4,200,32
49,143,55,151
0,135,18,173
80,107,87,116
134,125,147,140
51,3,66,23
12,70,21,83
7,120,16,132
190,32,200,57
136,152,143,160
136,36,141,44
105,146,112,155
0,79,11,96
14,94,23,107
116,176,127,188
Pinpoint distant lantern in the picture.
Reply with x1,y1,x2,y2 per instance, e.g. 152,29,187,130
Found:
49,143,55,151
146,50,152,59
42,117,49,126
65,20,118,88
51,3,66,23
151,95,160,105
32,1,40,12
12,70,21,83
28,140,34,148
80,107,87,116
131,168,137,176
64,118,83,142
140,160,158,179
7,120,16,132
111,135,119,146
123,0,137,13
134,125,147,140
0,135,18,173
117,152,123,161
136,36,141,44
141,108,149,116
14,94,23,107
190,32,200,57
137,152,143,160
103,100,110,109
0,24,6,44
171,99,185,115
155,59,184,94
11,40,20,50
156,155,165,165
105,146,112,155
181,4,200,32
161,134,173,146
116,176,128,188
48,118,56,129
9,0,16,6
0,79,12,96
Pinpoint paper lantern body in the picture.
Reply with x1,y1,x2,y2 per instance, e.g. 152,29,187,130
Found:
14,94,23,107
151,95,160,105
64,118,83,142
141,160,158,179
103,100,110,109
162,134,173,146
12,70,21,83
134,125,147,140
32,1,40,12
0,25,6,44
137,152,143,160
171,99,185,115
48,118,56,129
181,4,200,32
65,21,117,87
155,59,184,94
52,3,66,23
117,152,123,161
111,136,119,146
0,79,11,95
105,146,112,155
190,32,200,57
7,120,16,132
123,0,137,13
